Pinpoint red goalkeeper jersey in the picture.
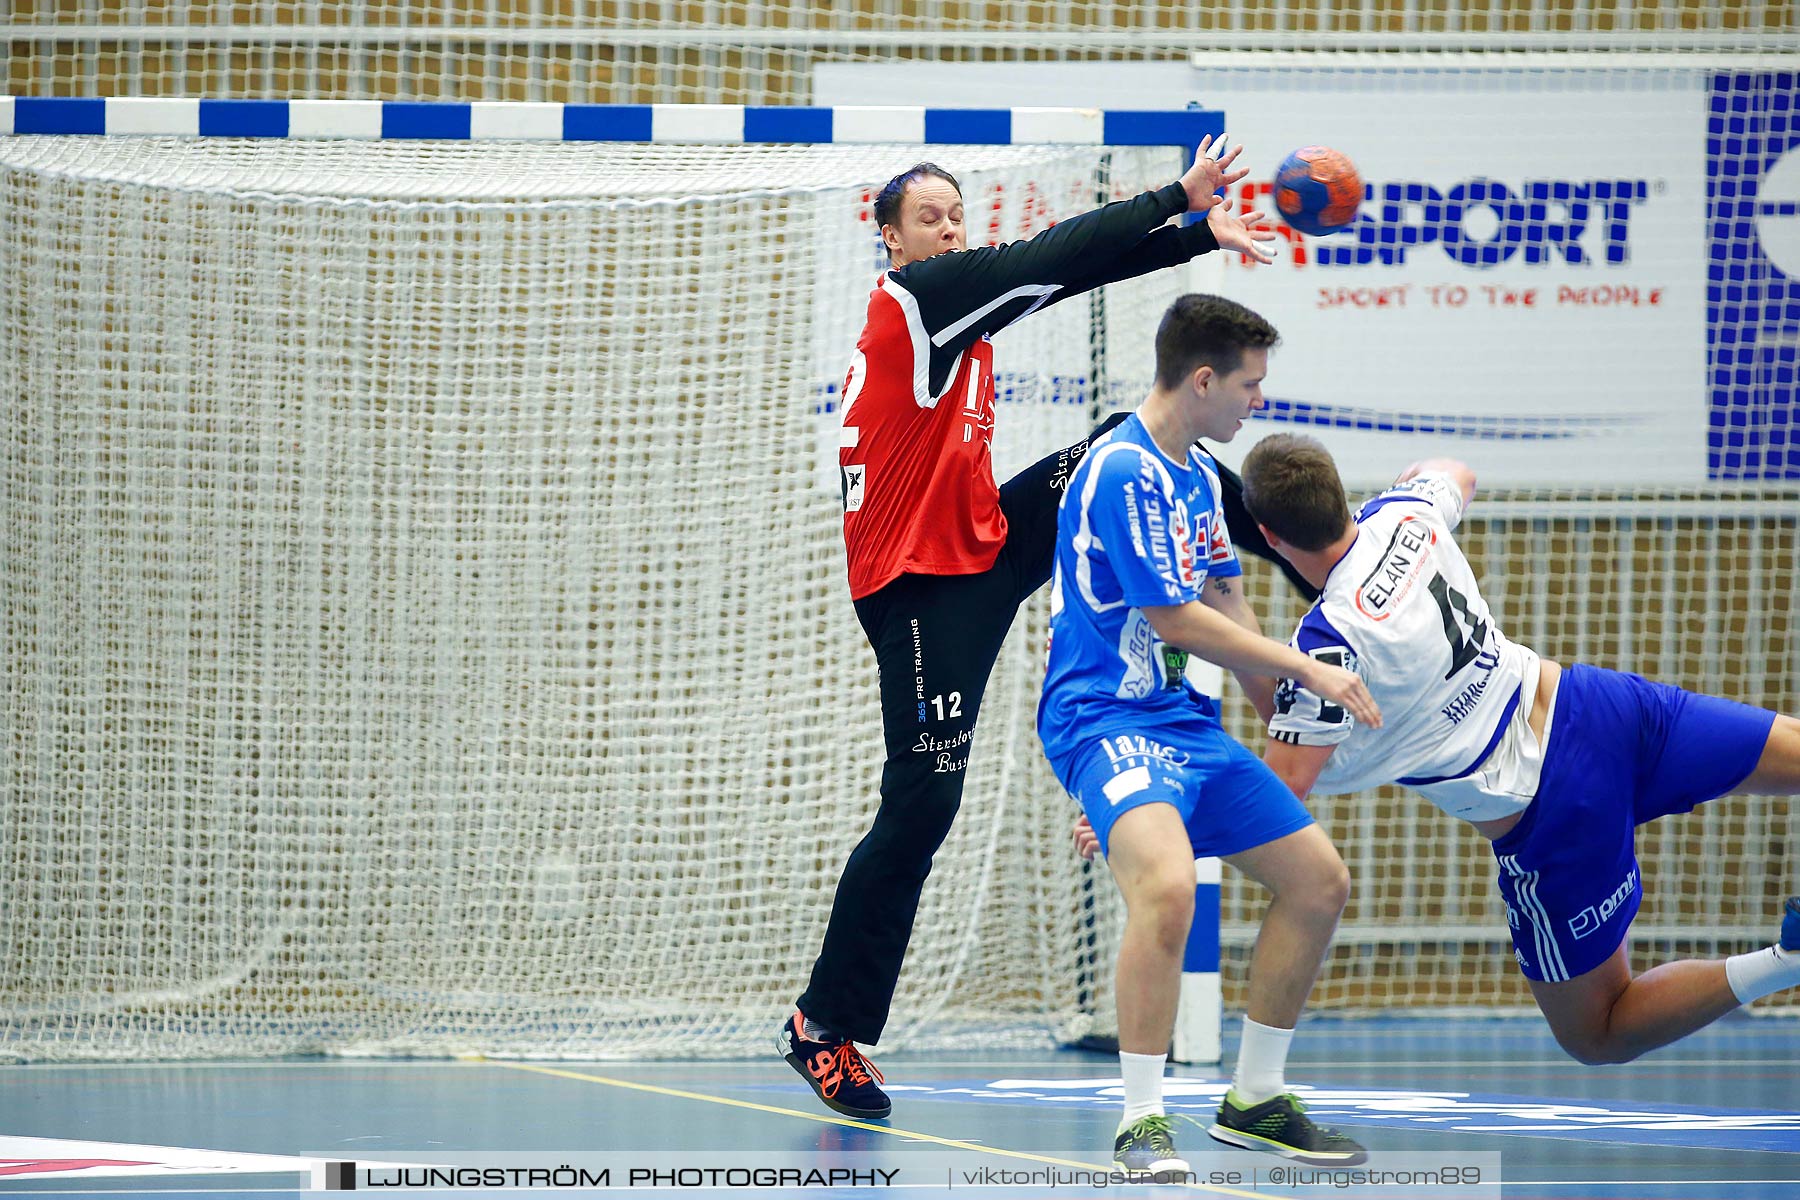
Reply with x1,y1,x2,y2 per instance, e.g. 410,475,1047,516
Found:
839,181,1220,600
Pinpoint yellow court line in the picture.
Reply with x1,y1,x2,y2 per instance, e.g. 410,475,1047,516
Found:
480,1059,1270,1199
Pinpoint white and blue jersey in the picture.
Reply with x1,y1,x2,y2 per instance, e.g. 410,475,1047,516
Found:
1037,416,1242,769
1267,472,1542,822
1268,471,1777,983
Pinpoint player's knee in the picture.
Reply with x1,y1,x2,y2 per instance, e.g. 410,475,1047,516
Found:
1124,870,1197,951
1552,1025,1640,1066
1270,856,1350,925
1561,1038,1640,1067
879,761,965,836
899,774,965,852
1316,859,1352,920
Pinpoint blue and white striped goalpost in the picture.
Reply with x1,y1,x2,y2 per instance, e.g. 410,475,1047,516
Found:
0,99,1226,1063
0,96,1216,148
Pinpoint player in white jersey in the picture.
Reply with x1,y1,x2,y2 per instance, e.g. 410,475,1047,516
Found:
1039,296,1379,1175
1236,432,1800,1064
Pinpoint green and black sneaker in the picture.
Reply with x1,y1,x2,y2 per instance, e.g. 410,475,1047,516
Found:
1207,1091,1368,1166
1111,1114,1192,1180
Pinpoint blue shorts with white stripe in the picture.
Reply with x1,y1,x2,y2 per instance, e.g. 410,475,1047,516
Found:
1490,664,1775,984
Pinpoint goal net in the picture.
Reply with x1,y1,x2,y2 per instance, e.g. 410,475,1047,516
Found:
0,133,1192,1061
3,3,1789,105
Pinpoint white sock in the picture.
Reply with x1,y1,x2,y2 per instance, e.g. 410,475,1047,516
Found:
801,1016,837,1042
1725,944,1800,1004
1231,1016,1296,1106
1118,1050,1167,1128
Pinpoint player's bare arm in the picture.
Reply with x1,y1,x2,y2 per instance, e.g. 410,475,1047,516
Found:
1394,457,1478,508
1262,738,1336,802
1201,575,1278,723
1141,601,1381,728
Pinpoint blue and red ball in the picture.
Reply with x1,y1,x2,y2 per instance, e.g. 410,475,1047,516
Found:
1273,146,1364,237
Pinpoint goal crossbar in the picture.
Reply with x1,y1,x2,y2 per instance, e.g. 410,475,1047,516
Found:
0,97,1220,148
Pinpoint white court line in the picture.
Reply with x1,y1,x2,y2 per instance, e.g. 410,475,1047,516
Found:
0,1058,492,1070
6,1056,1800,1070
486,1062,1269,1199
0,1063,931,1073
804,1057,1800,1070
1280,1058,1800,1069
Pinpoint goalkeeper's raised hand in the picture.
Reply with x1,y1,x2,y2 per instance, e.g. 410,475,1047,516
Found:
1179,134,1250,213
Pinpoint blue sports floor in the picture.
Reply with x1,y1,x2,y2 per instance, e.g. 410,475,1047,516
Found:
2,1016,1796,1199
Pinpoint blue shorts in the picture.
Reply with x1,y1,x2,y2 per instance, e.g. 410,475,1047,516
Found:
1055,714,1314,860
1492,664,1775,983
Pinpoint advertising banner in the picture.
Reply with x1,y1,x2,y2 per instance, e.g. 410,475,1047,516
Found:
818,63,1798,486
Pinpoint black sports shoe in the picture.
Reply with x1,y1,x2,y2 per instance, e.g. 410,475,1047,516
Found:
1111,1114,1191,1179
1780,896,1800,952
1208,1091,1368,1166
777,1011,891,1120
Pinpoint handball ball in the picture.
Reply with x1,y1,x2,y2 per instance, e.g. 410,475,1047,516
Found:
1273,146,1363,237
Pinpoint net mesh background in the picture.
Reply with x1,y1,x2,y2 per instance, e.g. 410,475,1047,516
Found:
3,2,1795,103
1,137,1194,1059
2,3,1797,1061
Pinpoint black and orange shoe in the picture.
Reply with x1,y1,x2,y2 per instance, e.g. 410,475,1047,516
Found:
777,1011,891,1121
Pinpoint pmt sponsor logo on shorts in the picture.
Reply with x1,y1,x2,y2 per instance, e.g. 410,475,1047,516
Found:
1569,868,1638,940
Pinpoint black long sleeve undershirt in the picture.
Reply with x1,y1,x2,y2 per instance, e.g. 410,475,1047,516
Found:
887,181,1219,398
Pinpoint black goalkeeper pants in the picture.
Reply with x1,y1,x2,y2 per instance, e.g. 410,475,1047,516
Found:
796,418,1314,1045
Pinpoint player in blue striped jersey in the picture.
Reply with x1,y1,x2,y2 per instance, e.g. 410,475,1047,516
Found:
1237,432,1800,1065
1039,295,1379,1174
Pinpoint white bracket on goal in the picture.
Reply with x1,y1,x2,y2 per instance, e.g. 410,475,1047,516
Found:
1176,855,1224,1065
0,97,1221,147
1173,654,1225,1066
